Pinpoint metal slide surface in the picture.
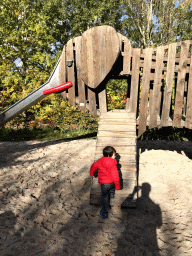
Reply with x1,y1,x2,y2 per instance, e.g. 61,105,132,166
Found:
0,57,61,127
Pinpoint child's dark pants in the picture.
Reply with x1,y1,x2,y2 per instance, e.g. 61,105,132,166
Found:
100,183,115,218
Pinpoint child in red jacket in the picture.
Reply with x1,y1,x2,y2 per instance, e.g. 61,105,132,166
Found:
90,146,121,219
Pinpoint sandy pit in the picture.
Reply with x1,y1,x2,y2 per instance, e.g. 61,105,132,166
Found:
0,139,192,256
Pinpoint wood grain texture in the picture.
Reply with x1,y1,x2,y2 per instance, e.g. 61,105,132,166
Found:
98,89,107,113
74,36,86,112
138,48,153,137
160,43,177,127
78,25,120,89
129,48,141,115
59,45,67,99
66,39,76,106
185,56,192,129
87,87,97,117
117,33,132,75
149,46,164,129
173,41,190,128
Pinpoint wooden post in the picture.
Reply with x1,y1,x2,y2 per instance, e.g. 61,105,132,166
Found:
59,45,67,99
129,48,141,115
160,43,177,127
185,52,192,129
173,41,190,128
149,46,164,129
74,36,86,112
66,39,76,106
98,89,107,113
138,48,153,137
117,33,132,76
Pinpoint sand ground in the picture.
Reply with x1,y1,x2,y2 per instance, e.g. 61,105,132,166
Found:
0,139,192,256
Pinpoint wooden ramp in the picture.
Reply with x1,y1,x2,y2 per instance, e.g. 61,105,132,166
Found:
90,110,137,208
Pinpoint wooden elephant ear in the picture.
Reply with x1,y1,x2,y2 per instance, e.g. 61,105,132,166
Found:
76,25,120,89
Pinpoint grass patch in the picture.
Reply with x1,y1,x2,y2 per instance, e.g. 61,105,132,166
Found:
0,127,98,142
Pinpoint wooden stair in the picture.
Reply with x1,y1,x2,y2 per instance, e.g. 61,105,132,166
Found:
90,110,137,208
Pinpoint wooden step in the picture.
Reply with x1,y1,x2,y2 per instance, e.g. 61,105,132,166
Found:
94,154,136,162
95,151,136,156
96,145,136,153
118,161,137,168
97,137,136,145
97,131,136,138
100,112,135,119
99,120,136,125
90,179,136,197
98,124,136,131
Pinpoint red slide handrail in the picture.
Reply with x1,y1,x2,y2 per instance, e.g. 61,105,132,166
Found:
43,81,72,95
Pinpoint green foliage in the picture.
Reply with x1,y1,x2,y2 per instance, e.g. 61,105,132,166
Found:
106,80,127,110
1,0,192,141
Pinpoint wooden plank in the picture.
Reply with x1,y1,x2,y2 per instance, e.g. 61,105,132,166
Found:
59,45,67,99
126,76,131,111
97,137,136,145
173,41,190,127
160,43,177,126
140,60,191,73
74,36,86,112
98,124,136,131
95,146,136,154
129,48,141,114
79,25,120,89
97,131,136,138
94,153,136,162
90,179,136,194
98,89,107,113
87,87,97,117
149,46,165,129
66,39,76,106
99,119,136,124
119,154,137,162
119,161,137,168
100,112,135,119
138,48,153,137
117,33,132,75
185,56,192,129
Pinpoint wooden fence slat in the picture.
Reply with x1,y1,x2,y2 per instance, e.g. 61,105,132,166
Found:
74,36,86,112
126,75,131,111
129,48,141,114
138,48,153,137
87,87,97,117
117,33,132,75
59,45,67,99
66,39,76,106
160,43,177,127
98,89,107,113
185,56,192,129
149,46,164,129
173,41,190,128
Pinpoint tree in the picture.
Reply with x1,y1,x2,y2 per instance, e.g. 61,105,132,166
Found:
153,0,192,45
120,0,191,48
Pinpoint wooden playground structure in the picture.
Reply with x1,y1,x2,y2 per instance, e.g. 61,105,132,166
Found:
1,25,191,208
58,25,192,207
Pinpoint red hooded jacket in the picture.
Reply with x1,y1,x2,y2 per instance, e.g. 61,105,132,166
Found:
90,157,121,190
